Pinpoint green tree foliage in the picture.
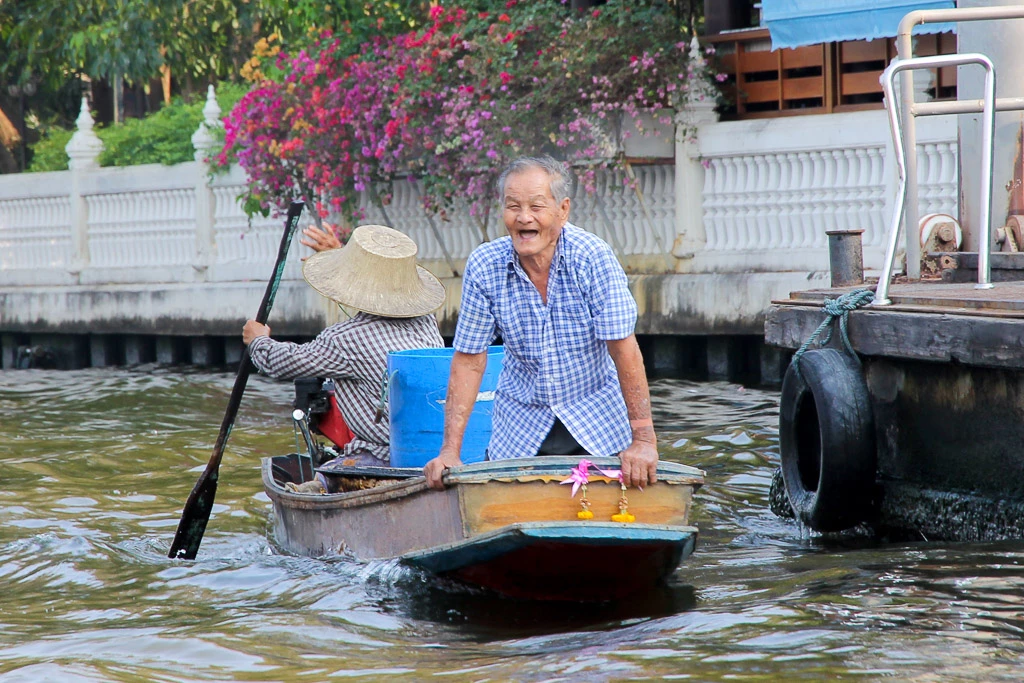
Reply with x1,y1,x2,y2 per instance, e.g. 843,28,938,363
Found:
0,0,432,169
2,0,256,88
0,0,432,91
25,128,74,173
28,83,248,172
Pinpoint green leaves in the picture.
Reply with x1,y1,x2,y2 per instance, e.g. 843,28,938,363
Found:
27,82,248,171
1,0,437,93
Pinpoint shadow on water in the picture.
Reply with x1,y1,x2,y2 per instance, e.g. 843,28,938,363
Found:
372,568,698,638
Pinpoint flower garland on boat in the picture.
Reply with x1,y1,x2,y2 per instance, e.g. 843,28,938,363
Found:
560,459,635,522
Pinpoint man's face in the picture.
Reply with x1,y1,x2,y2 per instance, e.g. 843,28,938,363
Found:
502,167,570,261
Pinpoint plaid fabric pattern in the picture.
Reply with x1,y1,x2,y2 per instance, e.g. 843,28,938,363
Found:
453,223,637,460
249,312,444,463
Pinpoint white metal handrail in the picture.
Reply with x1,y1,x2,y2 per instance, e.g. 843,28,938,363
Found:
895,6,1024,279
875,53,996,306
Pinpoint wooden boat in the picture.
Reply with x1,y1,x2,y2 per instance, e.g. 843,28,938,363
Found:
262,454,704,601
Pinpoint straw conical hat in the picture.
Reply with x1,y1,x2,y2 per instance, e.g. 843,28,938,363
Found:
302,224,445,318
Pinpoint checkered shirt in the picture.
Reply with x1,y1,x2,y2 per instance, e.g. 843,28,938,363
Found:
453,223,637,460
249,312,444,463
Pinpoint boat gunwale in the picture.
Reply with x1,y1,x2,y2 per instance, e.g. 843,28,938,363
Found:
262,455,704,512
444,456,705,486
263,458,431,510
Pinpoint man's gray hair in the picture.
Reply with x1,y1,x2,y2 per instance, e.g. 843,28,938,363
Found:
497,156,576,203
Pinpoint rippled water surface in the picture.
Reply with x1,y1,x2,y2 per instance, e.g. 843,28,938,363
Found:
2,368,1024,682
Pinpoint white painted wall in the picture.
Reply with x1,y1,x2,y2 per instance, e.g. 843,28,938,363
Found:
690,110,957,273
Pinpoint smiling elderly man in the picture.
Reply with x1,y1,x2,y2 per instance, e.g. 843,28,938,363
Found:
423,155,658,490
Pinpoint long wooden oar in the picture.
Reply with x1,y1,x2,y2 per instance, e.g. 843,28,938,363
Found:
168,200,305,560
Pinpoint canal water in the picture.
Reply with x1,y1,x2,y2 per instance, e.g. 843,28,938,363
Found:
1,368,1022,681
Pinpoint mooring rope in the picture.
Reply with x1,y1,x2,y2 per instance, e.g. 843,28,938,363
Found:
791,288,875,376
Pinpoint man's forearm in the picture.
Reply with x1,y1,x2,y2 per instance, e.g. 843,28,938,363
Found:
607,335,656,444
440,350,488,454
607,334,659,487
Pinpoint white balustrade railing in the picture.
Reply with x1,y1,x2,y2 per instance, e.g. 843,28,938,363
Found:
0,172,75,285
0,99,962,291
211,166,305,283
0,164,677,289
695,110,958,272
81,165,198,284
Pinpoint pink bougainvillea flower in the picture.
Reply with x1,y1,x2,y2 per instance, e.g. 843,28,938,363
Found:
219,0,723,223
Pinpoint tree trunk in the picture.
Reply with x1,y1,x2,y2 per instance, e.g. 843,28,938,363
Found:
0,144,19,174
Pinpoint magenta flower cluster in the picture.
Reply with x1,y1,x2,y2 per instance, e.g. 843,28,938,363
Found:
219,1,720,221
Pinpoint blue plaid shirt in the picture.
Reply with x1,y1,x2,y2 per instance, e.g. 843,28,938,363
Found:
453,223,637,460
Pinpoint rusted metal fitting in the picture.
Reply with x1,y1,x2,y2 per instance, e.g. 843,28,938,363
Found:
826,228,865,288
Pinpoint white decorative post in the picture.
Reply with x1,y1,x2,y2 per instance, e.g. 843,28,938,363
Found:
673,36,721,261
65,96,103,277
191,85,222,280
910,38,936,104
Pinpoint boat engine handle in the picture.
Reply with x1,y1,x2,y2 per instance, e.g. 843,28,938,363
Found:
292,409,317,482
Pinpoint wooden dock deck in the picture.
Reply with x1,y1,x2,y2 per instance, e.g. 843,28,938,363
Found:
766,280,1024,370
766,278,1024,541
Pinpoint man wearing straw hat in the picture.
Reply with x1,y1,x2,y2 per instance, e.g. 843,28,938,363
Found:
243,224,445,492
424,155,659,491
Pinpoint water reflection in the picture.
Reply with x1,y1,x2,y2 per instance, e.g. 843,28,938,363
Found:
1,369,1024,680
381,571,699,636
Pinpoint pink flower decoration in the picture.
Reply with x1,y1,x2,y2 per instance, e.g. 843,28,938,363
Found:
596,466,623,482
560,458,623,497
560,459,593,497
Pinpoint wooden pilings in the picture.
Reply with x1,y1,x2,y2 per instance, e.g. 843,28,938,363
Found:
640,334,791,386
0,332,791,386
0,333,239,370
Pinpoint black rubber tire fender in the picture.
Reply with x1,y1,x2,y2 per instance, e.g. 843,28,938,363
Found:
779,348,876,532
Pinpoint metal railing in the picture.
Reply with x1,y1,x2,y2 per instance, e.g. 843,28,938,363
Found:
875,53,996,305
892,5,1024,283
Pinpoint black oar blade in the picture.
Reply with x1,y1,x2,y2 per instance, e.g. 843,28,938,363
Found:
168,467,218,559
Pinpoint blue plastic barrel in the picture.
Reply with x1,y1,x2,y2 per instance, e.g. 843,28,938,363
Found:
387,346,504,467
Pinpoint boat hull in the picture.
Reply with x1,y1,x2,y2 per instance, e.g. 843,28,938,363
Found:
262,455,704,600
403,521,698,601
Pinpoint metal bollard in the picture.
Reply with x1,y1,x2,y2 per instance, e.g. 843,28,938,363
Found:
826,228,865,288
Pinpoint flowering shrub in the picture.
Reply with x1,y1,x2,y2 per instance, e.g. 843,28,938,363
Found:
219,0,723,221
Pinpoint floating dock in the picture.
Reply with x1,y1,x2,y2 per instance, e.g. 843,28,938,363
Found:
768,277,1024,541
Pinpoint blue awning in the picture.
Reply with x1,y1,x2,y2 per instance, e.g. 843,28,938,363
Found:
762,0,956,50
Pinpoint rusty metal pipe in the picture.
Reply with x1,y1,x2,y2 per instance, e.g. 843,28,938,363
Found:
912,96,1024,117
826,229,865,288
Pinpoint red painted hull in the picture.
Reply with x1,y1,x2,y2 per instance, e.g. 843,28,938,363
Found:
449,539,691,601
